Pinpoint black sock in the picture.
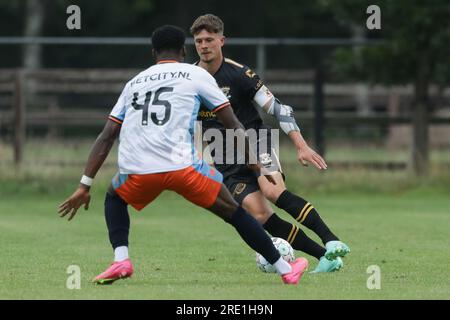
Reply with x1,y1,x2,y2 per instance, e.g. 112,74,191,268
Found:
227,206,280,264
264,214,325,260
275,190,339,245
104,192,130,249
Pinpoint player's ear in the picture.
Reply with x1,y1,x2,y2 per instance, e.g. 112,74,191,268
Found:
220,35,225,47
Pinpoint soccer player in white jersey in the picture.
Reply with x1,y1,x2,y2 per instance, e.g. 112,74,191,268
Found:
58,25,308,285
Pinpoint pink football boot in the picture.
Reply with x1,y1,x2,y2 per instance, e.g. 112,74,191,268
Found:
281,257,309,285
93,259,134,285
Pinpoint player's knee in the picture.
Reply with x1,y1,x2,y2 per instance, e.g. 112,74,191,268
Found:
222,202,239,218
242,203,272,224
261,187,285,203
250,210,271,224
220,190,239,213
215,205,239,224
209,186,240,222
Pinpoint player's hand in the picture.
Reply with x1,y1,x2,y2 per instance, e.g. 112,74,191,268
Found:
297,146,327,170
260,166,277,185
58,185,91,221
248,163,277,185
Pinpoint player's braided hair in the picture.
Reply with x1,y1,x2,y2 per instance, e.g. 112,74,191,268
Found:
190,14,224,35
151,25,186,54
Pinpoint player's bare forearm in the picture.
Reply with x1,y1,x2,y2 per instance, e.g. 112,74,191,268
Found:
288,130,327,170
58,120,120,221
288,130,308,150
257,93,326,170
215,105,245,131
83,119,121,183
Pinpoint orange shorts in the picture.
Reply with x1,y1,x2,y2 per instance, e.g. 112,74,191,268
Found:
112,160,223,211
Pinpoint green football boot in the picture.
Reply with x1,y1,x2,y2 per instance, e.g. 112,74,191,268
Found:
324,241,350,260
310,256,343,273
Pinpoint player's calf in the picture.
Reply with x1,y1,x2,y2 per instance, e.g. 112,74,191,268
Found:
274,190,340,245
263,213,326,260
104,191,130,250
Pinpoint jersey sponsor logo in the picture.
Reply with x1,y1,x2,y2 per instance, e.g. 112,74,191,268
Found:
220,86,231,99
130,72,192,87
233,183,247,196
259,153,273,168
245,69,256,78
255,79,263,92
198,110,217,119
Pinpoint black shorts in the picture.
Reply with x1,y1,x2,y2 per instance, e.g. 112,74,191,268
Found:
221,165,260,205
215,125,284,204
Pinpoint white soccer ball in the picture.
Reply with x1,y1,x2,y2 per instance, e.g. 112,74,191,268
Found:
256,237,295,273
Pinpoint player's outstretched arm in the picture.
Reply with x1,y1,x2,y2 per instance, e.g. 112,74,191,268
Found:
253,85,327,170
288,130,327,170
58,119,121,221
215,106,276,185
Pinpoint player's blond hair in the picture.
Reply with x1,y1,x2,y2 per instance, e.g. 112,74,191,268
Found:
190,14,224,36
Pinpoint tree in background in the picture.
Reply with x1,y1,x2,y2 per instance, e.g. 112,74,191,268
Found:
322,0,450,175
0,0,349,68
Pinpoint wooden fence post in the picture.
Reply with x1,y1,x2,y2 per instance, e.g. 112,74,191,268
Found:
14,70,26,167
47,98,60,140
313,64,325,156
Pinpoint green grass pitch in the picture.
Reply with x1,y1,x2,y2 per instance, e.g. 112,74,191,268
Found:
1,187,449,299
1,141,449,299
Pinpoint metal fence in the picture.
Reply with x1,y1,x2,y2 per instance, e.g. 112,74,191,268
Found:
0,36,384,76
1,37,449,167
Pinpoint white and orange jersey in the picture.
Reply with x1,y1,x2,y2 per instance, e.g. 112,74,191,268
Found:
109,60,230,174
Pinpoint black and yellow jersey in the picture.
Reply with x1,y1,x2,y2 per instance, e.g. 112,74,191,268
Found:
197,58,264,130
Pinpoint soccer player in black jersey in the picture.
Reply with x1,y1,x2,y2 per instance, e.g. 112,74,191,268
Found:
191,14,350,272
